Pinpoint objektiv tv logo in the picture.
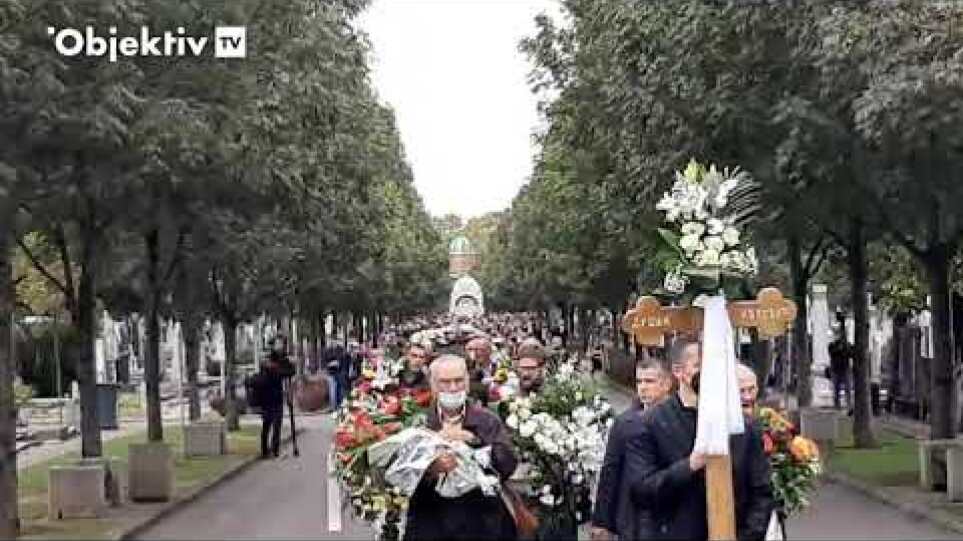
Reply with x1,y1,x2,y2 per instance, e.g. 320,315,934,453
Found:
46,26,246,61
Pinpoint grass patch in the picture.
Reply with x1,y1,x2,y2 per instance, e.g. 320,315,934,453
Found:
18,423,261,539
829,418,919,487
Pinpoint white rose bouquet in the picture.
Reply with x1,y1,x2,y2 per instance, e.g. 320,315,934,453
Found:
654,159,759,300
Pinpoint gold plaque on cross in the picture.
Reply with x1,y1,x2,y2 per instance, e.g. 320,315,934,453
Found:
622,296,701,347
621,287,797,346
727,287,798,338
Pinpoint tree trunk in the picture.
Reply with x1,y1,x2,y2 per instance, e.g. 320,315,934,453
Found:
926,247,956,440
848,218,878,448
0,227,19,538
318,310,326,349
620,311,630,352
223,317,240,431
749,330,772,400
890,313,908,414
144,230,163,442
129,314,141,365
77,240,102,457
582,308,593,354
183,313,202,421
788,235,813,407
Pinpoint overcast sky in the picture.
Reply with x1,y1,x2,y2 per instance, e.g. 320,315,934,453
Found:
357,0,562,220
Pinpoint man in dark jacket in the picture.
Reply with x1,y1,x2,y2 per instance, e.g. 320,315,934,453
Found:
258,337,294,459
404,355,517,541
591,359,673,540
399,343,431,391
828,335,852,410
626,338,774,540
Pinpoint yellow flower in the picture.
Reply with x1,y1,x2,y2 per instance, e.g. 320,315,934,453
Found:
362,368,376,380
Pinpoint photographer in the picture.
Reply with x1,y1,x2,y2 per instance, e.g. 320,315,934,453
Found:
254,336,295,459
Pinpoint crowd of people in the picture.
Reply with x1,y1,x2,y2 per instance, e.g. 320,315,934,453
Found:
329,312,779,541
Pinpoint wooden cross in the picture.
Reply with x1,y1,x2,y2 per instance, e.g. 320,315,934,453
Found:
622,287,797,346
621,287,797,540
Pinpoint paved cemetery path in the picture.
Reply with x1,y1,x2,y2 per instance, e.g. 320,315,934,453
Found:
135,413,375,540
787,481,960,540
139,378,960,540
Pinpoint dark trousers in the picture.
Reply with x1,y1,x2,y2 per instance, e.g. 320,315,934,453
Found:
261,403,283,456
833,375,851,409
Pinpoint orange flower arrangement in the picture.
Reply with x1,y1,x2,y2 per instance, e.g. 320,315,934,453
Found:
756,407,822,516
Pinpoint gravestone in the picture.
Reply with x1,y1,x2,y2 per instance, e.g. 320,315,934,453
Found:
810,284,834,407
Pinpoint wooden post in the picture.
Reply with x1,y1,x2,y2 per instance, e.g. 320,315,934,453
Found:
706,455,737,540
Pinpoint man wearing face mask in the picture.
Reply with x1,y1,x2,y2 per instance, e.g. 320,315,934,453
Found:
625,338,774,540
403,355,518,541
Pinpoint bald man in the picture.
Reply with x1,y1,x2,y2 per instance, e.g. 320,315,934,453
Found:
738,363,760,418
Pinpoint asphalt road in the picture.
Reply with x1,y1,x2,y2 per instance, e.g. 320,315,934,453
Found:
786,481,960,540
138,383,961,540
136,414,375,540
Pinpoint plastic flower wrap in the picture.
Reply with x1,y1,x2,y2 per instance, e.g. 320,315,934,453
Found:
370,427,500,499
653,159,758,300
757,407,822,516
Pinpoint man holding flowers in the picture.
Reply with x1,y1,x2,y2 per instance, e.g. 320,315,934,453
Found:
403,355,518,541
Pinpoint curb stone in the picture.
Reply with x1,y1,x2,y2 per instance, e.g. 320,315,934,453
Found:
825,471,963,536
117,427,306,540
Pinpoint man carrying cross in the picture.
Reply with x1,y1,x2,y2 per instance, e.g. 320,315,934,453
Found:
625,336,774,540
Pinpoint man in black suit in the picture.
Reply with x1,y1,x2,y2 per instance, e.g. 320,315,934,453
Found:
591,359,673,540
626,337,774,540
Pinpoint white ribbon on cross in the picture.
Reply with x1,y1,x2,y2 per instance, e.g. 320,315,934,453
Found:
693,294,745,455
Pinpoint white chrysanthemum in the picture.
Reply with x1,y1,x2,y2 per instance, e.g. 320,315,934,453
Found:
664,271,687,294
679,234,701,254
704,236,725,253
680,222,705,237
698,249,721,266
520,421,537,438
707,218,726,235
506,414,519,430
722,226,740,247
